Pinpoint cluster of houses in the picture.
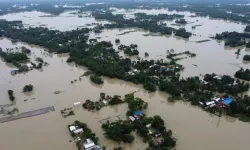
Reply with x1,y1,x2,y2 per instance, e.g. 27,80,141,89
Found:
127,63,180,76
128,111,165,146
199,97,233,109
10,63,34,75
69,125,102,150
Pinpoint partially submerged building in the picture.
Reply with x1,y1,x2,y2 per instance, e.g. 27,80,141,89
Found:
83,139,102,150
69,125,84,134
10,69,19,75
26,63,33,69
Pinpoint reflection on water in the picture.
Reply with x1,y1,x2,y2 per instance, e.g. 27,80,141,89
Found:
0,8,250,150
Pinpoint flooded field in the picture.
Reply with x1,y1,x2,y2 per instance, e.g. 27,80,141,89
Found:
90,28,249,78
1,8,250,150
0,11,110,31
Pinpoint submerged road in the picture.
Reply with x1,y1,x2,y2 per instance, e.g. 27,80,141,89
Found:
0,106,55,123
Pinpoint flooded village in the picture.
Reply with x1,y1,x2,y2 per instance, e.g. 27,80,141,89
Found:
1,1,250,150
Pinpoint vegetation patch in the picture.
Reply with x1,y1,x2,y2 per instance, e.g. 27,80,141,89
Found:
244,25,250,32
175,19,187,24
118,44,139,56
102,120,135,143
115,38,120,43
100,93,176,149
23,84,34,92
235,68,250,81
0,49,28,63
125,93,148,116
60,107,75,118
90,75,104,84
238,114,250,122
8,90,15,101
243,55,250,61
21,46,31,54
93,12,191,38
215,31,249,47
82,93,124,111
68,120,99,150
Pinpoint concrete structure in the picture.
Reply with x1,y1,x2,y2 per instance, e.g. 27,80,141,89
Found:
84,139,96,149
74,102,81,107
69,126,76,132
129,116,135,122
26,63,33,69
83,139,102,150
146,124,151,128
102,100,108,105
73,128,84,134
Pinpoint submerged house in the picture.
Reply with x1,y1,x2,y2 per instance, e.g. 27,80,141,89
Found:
74,101,81,107
83,139,102,150
69,126,76,132
10,69,19,75
73,128,84,134
129,116,135,122
26,63,33,69
69,125,84,134
134,111,144,120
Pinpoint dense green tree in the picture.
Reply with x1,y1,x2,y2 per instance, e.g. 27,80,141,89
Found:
175,19,187,24
109,95,124,105
143,81,157,92
215,31,248,47
9,96,15,101
243,55,250,61
235,68,250,81
21,46,31,54
8,90,13,96
244,25,250,32
90,75,104,84
23,84,33,92
246,42,250,48
115,39,120,43
102,120,134,143
100,92,106,99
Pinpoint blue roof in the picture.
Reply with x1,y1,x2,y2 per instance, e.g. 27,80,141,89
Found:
10,70,18,73
134,111,143,115
223,98,233,105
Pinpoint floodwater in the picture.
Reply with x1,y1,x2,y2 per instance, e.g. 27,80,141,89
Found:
90,28,249,78
0,11,110,31
0,8,250,150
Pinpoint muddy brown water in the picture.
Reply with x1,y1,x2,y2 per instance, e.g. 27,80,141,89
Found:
0,9,250,150
0,11,110,31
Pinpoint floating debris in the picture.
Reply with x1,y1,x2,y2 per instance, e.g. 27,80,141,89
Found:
54,91,64,94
